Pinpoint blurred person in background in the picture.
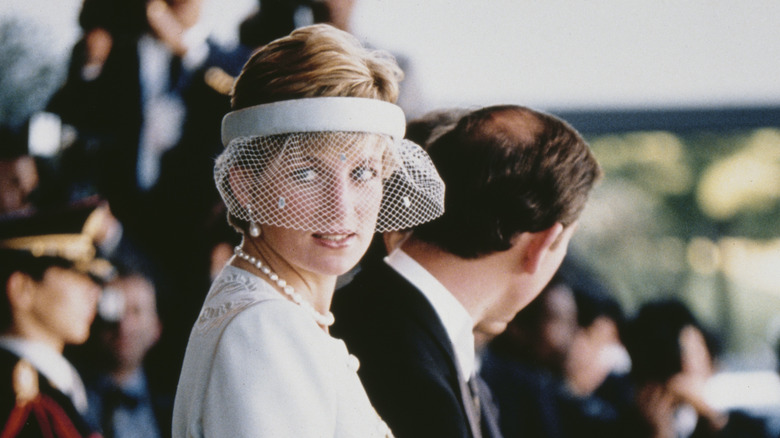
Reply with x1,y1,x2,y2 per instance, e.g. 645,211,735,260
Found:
560,277,630,438
47,0,252,386
239,0,356,49
238,0,426,118
0,117,110,217
481,271,629,438
0,202,114,437
0,127,39,216
238,0,318,48
77,264,171,438
620,298,771,438
480,276,579,438
68,0,148,82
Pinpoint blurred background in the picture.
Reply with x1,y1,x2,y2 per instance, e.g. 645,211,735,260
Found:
3,0,780,423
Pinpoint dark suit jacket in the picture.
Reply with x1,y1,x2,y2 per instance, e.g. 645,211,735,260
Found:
81,369,173,438
48,34,249,237
332,259,501,438
0,347,97,437
48,36,251,384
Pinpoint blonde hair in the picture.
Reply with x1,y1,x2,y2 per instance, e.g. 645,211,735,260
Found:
231,24,403,109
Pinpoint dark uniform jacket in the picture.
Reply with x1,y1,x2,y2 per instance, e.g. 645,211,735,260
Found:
0,347,99,437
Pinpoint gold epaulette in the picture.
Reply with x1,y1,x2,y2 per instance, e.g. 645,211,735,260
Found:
12,359,38,406
205,67,235,96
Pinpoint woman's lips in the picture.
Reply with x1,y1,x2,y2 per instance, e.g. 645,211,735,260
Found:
312,232,356,248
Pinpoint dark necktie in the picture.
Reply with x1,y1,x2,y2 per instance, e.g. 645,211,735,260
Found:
468,376,482,424
101,386,139,438
471,375,504,438
169,55,183,92
461,375,483,438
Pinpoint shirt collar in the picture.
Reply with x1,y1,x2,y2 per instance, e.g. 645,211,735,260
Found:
385,249,476,379
97,368,147,399
0,336,88,412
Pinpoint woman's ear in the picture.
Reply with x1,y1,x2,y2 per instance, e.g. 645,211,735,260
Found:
521,222,564,274
227,167,253,208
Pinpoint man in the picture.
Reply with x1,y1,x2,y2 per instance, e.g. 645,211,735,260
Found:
479,276,579,438
621,300,772,438
480,273,627,438
332,105,602,438
47,0,251,385
80,267,169,438
0,126,39,216
0,202,115,437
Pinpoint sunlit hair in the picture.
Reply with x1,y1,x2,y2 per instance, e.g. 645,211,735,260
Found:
412,105,602,258
0,250,72,331
231,24,403,109
218,25,444,234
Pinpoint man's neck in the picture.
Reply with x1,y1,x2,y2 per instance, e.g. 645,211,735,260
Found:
400,238,505,326
110,365,143,386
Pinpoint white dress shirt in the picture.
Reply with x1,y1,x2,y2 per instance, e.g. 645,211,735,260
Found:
385,249,476,380
136,22,209,191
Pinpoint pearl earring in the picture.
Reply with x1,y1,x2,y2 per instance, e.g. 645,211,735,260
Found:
247,204,261,237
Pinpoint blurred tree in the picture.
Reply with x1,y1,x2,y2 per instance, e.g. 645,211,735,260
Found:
0,15,73,128
572,127,780,357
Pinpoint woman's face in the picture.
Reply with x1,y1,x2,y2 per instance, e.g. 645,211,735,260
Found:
255,135,386,277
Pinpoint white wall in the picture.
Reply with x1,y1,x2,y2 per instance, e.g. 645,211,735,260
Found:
4,0,779,118
351,0,780,112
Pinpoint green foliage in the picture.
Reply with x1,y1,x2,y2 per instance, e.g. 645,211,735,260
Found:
572,127,780,354
0,16,69,128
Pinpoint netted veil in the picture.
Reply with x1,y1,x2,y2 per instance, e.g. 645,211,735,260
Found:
215,97,445,234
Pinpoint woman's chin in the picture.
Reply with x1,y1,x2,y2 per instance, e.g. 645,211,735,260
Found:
312,250,366,276
318,259,361,277
310,243,369,277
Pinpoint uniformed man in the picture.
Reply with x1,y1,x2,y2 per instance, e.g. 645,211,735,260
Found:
0,201,114,437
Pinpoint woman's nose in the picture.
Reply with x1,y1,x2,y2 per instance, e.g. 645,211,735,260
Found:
324,174,356,225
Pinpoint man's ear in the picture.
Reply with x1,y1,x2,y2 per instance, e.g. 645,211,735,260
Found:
6,271,35,312
521,222,564,274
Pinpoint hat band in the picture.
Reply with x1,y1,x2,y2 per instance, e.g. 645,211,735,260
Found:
0,234,95,262
221,97,407,146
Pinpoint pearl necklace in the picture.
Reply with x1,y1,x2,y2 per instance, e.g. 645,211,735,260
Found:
234,246,335,327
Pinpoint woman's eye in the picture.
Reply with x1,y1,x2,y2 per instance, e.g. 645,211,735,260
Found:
351,166,378,183
291,167,317,182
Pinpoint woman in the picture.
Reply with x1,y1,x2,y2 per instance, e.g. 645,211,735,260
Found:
172,24,444,437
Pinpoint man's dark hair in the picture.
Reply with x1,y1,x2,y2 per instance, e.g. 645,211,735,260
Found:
411,105,601,258
622,299,710,384
405,107,469,149
0,249,73,331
